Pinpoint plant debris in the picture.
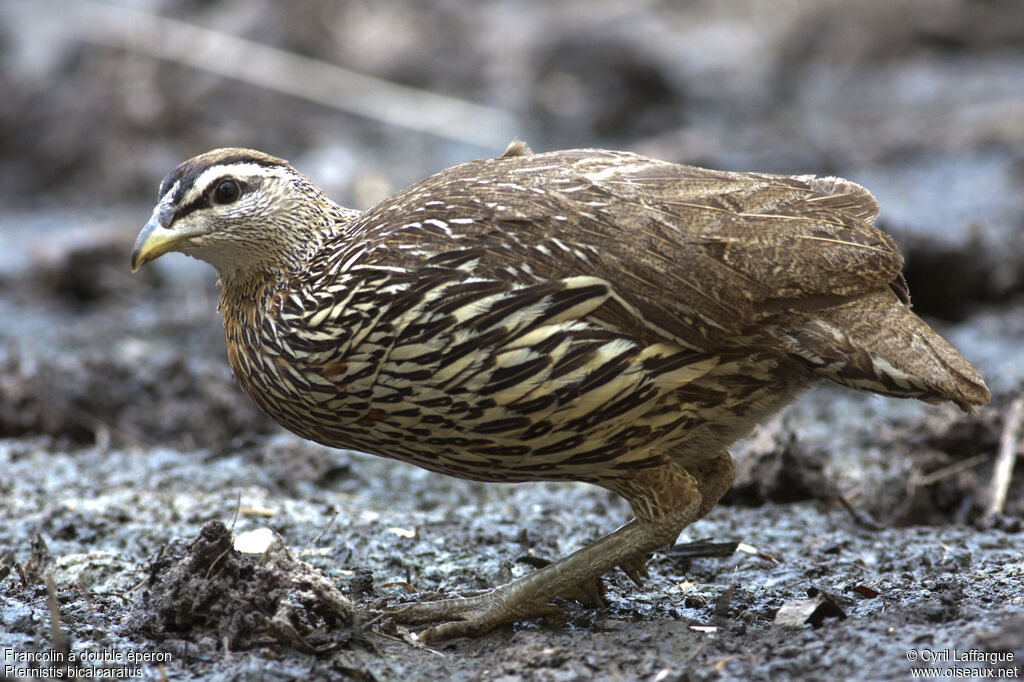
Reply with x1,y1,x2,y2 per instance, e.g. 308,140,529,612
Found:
125,521,362,654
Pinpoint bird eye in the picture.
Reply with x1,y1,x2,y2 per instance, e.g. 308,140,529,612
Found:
212,179,241,205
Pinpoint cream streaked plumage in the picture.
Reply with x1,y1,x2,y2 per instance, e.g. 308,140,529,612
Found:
132,141,989,640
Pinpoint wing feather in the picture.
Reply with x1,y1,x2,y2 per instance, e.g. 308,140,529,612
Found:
342,149,903,350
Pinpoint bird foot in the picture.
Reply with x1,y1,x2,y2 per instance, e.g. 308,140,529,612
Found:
384,547,658,642
386,556,650,642
557,574,606,607
556,556,649,606
384,462,703,642
387,585,564,643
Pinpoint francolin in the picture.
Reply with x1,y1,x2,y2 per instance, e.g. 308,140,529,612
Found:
132,141,989,641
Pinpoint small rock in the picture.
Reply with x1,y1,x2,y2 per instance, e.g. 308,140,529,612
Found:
774,589,847,628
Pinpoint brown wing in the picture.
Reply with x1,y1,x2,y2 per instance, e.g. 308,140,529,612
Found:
344,148,902,350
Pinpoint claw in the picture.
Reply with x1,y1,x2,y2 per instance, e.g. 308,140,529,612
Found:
619,555,650,586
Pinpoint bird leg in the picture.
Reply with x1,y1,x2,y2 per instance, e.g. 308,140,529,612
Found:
387,457,726,642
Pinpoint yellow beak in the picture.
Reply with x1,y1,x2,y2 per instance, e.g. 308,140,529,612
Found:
130,206,180,272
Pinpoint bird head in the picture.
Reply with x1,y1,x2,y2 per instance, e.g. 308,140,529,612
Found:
131,148,335,280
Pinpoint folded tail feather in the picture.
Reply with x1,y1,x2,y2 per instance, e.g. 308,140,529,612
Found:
777,290,990,412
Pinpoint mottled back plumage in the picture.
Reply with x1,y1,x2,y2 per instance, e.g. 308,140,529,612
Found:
132,142,989,640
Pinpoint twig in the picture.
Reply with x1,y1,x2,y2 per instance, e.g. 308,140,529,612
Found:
663,540,740,559
984,396,1024,519
835,490,885,531
61,0,523,149
312,509,339,546
913,452,991,488
46,574,72,664
230,491,241,530
204,545,233,581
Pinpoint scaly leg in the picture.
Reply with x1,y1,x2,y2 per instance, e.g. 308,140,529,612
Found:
388,456,731,642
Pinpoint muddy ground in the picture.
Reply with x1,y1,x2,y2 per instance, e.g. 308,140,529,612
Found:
2,1,1023,680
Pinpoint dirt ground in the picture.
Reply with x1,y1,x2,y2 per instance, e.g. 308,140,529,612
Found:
1,1,1023,680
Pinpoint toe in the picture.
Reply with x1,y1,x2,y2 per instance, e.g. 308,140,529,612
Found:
619,555,650,585
558,577,607,607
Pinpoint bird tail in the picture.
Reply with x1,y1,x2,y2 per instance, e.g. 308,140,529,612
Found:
778,290,990,412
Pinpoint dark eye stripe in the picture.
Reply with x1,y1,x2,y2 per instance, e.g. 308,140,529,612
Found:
156,150,291,227
168,195,207,225
168,178,249,225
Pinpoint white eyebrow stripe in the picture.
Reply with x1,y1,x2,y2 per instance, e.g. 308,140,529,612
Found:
178,162,277,205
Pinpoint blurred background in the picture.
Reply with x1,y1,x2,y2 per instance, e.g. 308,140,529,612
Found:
1,3,1023,675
